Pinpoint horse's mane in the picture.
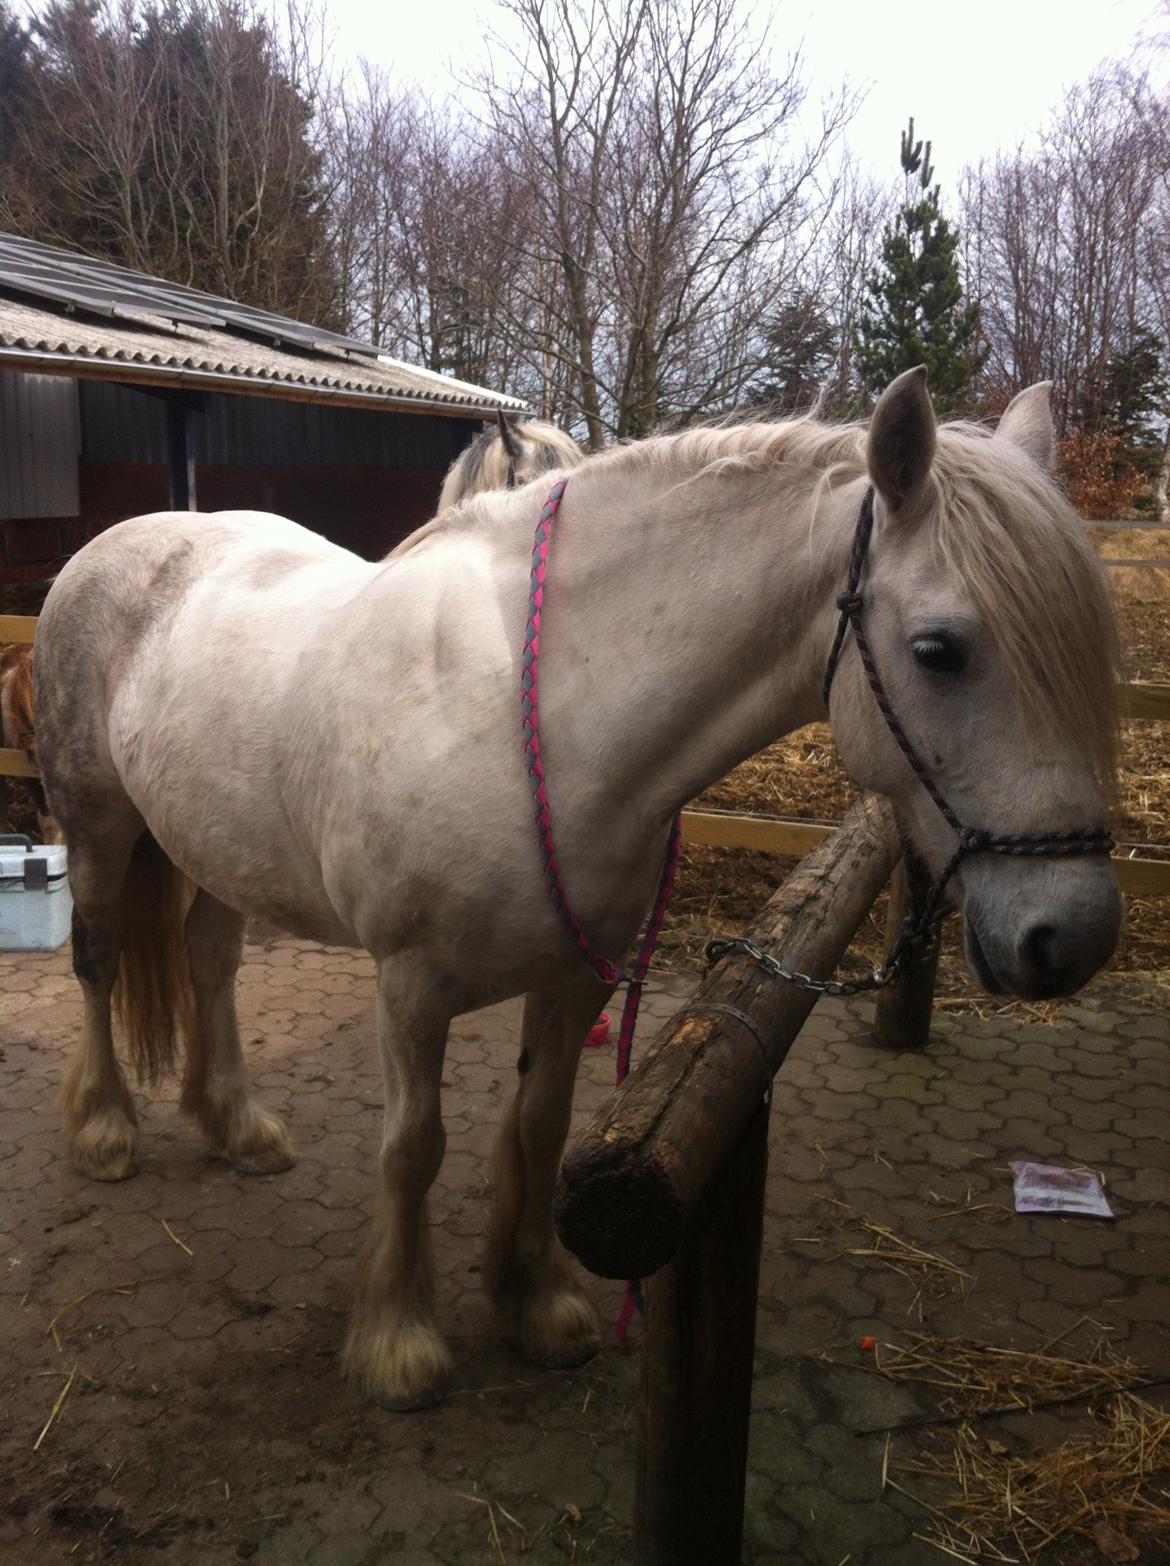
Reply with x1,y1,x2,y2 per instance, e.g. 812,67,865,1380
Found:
591,416,1122,792
519,421,584,462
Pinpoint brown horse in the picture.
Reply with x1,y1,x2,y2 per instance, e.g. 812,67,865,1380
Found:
0,642,60,843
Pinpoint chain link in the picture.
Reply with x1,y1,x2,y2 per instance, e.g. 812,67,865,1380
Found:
704,894,944,997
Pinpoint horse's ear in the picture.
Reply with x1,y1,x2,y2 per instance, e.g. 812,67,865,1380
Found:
996,382,1055,472
496,410,522,462
867,365,936,514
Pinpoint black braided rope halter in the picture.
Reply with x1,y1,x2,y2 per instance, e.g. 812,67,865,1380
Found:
707,485,1115,996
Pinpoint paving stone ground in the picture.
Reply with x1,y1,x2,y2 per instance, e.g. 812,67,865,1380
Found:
1,930,1168,1566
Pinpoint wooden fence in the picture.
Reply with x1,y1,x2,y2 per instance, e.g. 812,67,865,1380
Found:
4,609,1170,891
556,796,902,1563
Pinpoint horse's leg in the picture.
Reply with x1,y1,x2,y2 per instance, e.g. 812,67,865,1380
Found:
344,959,452,1410
486,986,603,1367
62,814,144,1182
181,889,293,1174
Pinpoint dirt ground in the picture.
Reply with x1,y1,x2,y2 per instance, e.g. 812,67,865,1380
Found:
2,930,1169,1566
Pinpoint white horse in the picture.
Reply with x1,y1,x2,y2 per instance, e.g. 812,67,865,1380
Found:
437,412,583,510
34,368,1121,1410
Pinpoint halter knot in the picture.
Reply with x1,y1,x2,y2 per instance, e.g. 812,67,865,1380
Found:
836,590,864,616
959,827,992,853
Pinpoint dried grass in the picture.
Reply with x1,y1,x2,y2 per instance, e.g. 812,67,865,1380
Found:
870,1329,1145,1418
819,1198,971,1318
892,1394,1170,1563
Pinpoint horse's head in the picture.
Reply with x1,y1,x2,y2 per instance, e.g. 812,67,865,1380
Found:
827,367,1122,1001
437,414,584,511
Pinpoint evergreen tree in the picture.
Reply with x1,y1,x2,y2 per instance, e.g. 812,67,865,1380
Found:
855,120,984,409
1082,328,1169,479
0,0,337,323
748,293,837,412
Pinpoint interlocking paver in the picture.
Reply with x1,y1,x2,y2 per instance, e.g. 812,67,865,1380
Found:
2,930,1167,1565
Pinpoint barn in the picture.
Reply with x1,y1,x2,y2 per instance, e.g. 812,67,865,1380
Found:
0,231,526,590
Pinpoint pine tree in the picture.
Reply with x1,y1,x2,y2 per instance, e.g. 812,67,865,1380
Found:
855,120,985,409
748,293,837,412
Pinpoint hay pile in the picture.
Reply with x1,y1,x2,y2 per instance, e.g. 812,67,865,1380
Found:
876,1328,1168,1562
892,1395,1170,1563
871,1331,1146,1418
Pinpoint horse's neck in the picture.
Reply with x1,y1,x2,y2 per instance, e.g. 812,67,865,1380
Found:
540,458,857,830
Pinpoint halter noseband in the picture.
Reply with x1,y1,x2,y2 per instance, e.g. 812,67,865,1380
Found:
823,486,1114,930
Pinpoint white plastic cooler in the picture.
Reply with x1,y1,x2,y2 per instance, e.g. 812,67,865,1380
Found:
0,835,72,951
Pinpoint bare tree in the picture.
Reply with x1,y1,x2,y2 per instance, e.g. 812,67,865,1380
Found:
478,0,853,443
962,66,1168,435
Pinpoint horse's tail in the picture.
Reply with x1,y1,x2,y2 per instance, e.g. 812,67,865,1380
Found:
113,832,194,1085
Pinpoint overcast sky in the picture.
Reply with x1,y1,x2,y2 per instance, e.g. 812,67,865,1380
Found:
322,0,1163,185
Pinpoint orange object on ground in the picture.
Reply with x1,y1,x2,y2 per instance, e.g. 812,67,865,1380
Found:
585,1013,611,1049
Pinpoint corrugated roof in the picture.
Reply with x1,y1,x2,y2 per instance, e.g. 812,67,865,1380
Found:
0,232,527,416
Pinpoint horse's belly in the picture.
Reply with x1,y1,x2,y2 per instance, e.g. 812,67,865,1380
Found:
111,678,355,945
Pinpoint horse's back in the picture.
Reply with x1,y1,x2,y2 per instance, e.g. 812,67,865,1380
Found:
35,510,369,842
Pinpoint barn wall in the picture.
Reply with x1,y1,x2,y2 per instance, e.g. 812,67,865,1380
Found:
0,380,480,581
0,372,80,520
79,382,471,472
77,461,446,558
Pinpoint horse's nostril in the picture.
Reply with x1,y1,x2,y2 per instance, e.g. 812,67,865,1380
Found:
1021,924,1059,985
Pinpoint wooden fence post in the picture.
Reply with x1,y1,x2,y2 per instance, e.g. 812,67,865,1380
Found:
870,861,939,1052
635,1100,770,1566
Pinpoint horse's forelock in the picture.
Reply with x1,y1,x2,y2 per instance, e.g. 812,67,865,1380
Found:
927,429,1122,795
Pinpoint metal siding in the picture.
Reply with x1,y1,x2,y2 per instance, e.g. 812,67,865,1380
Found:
0,371,80,519
76,381,468,472
79,381,167,463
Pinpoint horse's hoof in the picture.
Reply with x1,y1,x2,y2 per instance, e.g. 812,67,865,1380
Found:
230,1107,295,1175
235,1152,296,1176
70,1119,139,1182
518,1289,601,1370
371,1384,447,1413
74,1152,139,1183
524,1339,601,1371
344,1319,453,1412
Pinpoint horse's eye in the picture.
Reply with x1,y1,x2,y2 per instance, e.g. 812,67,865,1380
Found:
912,633,965,673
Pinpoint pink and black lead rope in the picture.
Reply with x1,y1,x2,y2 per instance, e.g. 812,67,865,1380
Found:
522,477,681,1343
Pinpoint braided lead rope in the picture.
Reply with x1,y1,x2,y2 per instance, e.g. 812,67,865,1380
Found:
521,477,683,1352
615,815,683,1084
522,479,622,986
522,476,683,1022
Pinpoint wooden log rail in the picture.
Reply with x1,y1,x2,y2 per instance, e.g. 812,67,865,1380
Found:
556,792,897,1281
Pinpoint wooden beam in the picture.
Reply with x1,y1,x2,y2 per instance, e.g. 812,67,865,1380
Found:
681,809,1170,895
871,861,940,1051
164,392,198,510
1113,854,1170,896
681,809,828,856
0,615,38,644
635,1102,769,1566
555,794,900,1282
1123,681,1170,722
0,747,39,778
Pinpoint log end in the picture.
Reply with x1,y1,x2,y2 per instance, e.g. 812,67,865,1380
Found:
554,1142,683,1280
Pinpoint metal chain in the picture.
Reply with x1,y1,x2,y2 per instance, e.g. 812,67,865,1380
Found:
705,841,954,997
705,902,942,996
